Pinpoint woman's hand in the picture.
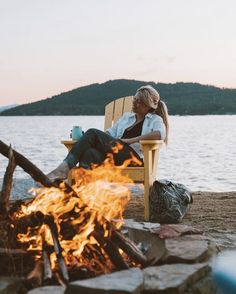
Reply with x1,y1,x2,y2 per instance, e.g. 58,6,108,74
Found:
121,131,161,145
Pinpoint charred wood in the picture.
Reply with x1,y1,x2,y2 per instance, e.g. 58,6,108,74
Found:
93,223,129,271
0,146,16,217
111,228,148,267
43,215,69,284
41,231,53,281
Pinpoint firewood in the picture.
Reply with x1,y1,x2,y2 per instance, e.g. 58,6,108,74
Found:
0,146,16,217
43,215,69,284
111,228,148,267
41,231,53,281
0,140,55,188
93,223,129,270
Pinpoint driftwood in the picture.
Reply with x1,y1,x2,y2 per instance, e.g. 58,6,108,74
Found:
0,140,54,188
0,146,16,216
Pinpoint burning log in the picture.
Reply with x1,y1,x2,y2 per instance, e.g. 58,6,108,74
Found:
41,230,53,282
93,223,129,270
0,146,16,217
13,211,69,284
110,227,148,267
43,215,69,285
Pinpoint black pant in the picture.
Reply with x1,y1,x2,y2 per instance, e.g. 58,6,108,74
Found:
64,128,142,169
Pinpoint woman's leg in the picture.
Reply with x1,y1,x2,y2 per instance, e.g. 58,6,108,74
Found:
79,148,104,169
64,128,117,168
47,128,142,180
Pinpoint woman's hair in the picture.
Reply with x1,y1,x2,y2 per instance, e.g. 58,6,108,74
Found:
136,85,169,144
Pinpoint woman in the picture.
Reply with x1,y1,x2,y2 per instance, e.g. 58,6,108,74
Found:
47,85,169,181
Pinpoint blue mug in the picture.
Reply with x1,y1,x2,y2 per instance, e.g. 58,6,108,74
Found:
71,126,83,140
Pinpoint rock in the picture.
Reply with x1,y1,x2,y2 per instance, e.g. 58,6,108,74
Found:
0,277,23,294
122,219,166,263
162,235,215,263
27,286,65,294
143,263,210,294
184,274,217,294
65,268,143,294
151,224,203,239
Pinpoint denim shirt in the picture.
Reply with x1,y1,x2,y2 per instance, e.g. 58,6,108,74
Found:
106,112,166,158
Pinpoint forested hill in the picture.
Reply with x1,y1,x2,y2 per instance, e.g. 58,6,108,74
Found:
1,79,236,115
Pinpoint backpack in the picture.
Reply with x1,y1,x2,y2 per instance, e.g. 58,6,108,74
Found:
149,180,193,223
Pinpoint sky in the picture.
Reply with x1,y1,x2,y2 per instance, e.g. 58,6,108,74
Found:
0,0,236,106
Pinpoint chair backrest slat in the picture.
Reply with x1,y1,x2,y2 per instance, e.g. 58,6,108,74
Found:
113,97,125,124
104,96,133,130
104,101,115,130
123,96,133,113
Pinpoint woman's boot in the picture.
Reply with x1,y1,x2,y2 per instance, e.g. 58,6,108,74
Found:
47,161,70,181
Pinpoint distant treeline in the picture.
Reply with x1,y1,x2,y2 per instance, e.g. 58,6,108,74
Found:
1,79,236,116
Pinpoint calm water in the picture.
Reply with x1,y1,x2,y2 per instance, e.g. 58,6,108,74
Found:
0,115,235,192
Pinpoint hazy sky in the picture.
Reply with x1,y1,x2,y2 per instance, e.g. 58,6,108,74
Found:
0,0,236,106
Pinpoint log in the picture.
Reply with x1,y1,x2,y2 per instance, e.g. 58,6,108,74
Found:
93,223,129,270
111,228,148,267
43,215,69,284
0,146,16,217
14,212,69,283
41,231,53,281
0,140,55,188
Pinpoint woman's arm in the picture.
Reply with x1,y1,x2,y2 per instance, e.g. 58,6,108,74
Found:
121,131,161,145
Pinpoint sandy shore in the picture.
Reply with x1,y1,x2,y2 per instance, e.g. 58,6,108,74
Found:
1,178,236,250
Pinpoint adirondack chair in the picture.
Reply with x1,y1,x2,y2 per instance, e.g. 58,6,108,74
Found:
61,96,163,220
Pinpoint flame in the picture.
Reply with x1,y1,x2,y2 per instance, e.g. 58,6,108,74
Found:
14,156,136,275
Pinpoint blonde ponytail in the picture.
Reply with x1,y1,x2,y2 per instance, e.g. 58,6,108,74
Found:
155,100,169,144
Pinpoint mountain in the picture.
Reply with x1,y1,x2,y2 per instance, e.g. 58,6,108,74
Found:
1,79,236,115
0,104,19,113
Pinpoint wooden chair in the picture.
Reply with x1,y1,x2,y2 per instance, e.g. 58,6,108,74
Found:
61,96,163,220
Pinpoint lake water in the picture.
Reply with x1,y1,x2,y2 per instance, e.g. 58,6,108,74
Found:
0,115,236,193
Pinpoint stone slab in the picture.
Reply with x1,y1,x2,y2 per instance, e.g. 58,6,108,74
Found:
122,220,166,263
184,274,217,294
27,286,65,294
163,235,213,263
65,268,143,294
151,224,203,239
143,263,210,294
0,277,23,294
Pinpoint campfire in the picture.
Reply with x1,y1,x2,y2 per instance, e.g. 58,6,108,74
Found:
0,140,148,290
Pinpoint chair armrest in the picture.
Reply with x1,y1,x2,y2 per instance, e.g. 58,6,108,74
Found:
140,140,164,151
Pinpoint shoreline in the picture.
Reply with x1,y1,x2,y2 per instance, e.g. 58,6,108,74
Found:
0,177,235,200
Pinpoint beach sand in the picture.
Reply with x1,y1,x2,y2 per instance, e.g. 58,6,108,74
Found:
2,178,236,250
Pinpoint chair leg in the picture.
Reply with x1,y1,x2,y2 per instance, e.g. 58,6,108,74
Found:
67,170,73,186
143,149,153,221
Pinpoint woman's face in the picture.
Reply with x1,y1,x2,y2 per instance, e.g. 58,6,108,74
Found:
132,95,151,116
